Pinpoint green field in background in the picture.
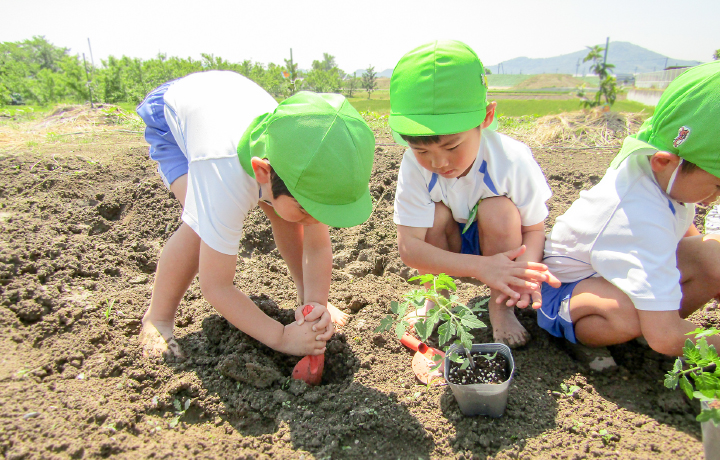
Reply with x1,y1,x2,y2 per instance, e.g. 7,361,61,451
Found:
346,97,653,117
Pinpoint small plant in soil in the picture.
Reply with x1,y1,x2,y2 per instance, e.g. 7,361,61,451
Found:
168,397,191,428
446,349,509,385
375,273,489,372
102,298,116,323
664,327,720,425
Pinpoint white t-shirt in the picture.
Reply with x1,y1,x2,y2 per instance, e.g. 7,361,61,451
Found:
543,151,695,311
393,130,551,228
162,71,278,255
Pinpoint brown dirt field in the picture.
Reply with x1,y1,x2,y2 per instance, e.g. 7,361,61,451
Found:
0,106,717,459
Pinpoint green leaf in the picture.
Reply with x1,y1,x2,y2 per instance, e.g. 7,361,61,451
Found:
415,320,430,342
168,416,180,428
432,354,443,362
449,351,463,363
672,358,683,374
409,274,434,285
430,360,443,371
694,373,720,392
460,313,486,330
460,359,470,370
696,407,720,425
679,375,694,400
684,339,702,363
173,399,181,411
439,322,454,347
390,300,400,314
664,373,679,389
436,273,457,291
374,315,394,333
184,399,191,411
471,298,490,312
398,303,409,318
395,321,409,340
459,329,473,352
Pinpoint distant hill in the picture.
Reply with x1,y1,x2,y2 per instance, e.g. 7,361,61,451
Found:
351,68,393,78
485,41,702,75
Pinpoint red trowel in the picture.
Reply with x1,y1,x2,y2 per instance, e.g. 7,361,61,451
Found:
291,305,325,386
400,333,445,385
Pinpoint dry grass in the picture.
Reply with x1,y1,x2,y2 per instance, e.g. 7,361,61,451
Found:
0,104,143,154
504,109,645,150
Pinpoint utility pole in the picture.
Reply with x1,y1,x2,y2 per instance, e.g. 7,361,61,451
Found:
602,37,609,69
82,53,94,108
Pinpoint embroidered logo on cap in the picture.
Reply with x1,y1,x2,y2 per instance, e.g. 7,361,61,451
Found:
673,126,691,148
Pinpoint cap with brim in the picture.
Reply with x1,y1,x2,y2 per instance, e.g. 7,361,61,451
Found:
237,91,375,228
389,40,495,142
610,61,720,178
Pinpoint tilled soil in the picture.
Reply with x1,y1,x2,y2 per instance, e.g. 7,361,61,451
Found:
0,110,717,459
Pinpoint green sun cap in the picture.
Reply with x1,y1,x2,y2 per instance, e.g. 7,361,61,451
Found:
237,91,375,228
389,40,492,138
611,61,720,178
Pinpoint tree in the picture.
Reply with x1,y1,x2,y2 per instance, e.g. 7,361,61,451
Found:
343,75,359,98
581,45,619,108
361,66,377,100
714,49,720,60
305,53,344,93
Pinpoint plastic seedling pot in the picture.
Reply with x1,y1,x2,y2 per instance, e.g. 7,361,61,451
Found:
444,343,515,417
701,401,720,460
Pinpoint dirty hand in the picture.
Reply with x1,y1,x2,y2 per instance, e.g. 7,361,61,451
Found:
294,302,334,341
278,321,327,356
477,246,556,304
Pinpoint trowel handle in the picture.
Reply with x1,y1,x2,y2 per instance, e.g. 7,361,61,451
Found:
400,333,428,354
301,304,314,318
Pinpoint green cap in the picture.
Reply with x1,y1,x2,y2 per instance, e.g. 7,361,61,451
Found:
237,91,375,228
611,60,720,178
389,40,495,140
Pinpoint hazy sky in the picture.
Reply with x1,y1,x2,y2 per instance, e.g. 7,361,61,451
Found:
3,0,718,73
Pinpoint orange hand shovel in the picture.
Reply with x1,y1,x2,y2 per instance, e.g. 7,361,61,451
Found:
400,333,445,385
291,305,325,386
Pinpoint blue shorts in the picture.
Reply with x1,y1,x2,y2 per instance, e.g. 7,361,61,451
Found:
537,279,584,343
136,80,187,188
458,221,481,255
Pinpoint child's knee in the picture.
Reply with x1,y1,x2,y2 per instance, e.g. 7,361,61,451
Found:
425,202,459,247
477,197,521,242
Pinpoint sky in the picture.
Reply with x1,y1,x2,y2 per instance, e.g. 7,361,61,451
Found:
3,0,718,74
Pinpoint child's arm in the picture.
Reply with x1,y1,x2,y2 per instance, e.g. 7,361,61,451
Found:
397,225,555,303
638,309,720,356
197,241,329,356
297,222,333,329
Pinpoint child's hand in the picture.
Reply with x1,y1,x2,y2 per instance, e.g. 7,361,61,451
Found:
295,302,334,341
500,268,561,309
278,321,328,356
477,246,558,304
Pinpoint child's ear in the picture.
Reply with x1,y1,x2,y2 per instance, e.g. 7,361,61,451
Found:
650,151,680,173
481,102,497,129
251,157,272,184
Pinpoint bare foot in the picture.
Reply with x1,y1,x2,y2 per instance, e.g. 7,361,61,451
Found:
488,301,530,348
327,302,349,327
139,320,185,360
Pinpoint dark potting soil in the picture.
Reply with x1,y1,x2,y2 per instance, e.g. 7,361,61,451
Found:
447,352,509,385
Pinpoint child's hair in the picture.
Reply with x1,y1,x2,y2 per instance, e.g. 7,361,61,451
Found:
399,133,441,145
681,159,698,173
269,166,292,199
399,125,481,146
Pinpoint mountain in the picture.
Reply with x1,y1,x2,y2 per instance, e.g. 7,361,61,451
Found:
485,41,702,75
351,68,393,78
